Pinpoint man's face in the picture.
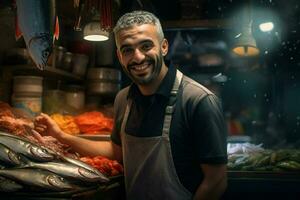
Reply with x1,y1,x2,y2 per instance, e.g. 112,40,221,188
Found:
115,24,168,85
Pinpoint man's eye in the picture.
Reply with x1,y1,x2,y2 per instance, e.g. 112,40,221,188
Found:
141,43,153,51
122,48,133,55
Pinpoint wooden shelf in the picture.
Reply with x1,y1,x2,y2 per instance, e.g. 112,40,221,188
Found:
2,65,83,81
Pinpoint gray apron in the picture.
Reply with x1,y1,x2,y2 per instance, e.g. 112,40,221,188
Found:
120,70,193,200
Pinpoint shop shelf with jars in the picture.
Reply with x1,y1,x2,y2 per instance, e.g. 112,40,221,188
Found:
1,64,84,82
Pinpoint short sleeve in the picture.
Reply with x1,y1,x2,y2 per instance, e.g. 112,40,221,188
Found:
191,94,228,164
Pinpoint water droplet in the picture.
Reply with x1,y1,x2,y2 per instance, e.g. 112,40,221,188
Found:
264,51,269,54
297,116,300,120
290,57,294,60
253,94,257,98
243,80,247,84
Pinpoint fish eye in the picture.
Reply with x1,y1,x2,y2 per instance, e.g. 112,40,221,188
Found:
43,50,49,57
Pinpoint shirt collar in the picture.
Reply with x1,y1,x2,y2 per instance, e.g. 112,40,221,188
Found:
127,64,177,99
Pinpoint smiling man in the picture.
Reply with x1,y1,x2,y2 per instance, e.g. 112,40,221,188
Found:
35,10,228,200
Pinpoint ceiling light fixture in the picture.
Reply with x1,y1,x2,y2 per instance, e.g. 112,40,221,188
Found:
83,13,109,42
232,1,259,57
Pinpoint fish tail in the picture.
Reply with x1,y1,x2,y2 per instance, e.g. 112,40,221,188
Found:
54,16,60,41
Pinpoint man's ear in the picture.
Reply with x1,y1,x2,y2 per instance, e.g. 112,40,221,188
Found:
161,38,169,56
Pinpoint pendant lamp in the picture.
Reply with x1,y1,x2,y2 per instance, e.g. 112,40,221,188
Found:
83,14,109,42
232,1,259,56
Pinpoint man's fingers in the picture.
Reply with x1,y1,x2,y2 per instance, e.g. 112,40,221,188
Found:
34,125,47,134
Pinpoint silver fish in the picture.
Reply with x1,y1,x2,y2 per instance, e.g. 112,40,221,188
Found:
0,143,22,166
0,168,73,191
0,176,23,192
15,0,59,70
60,155,110,183
0,132,55,162
24,160,110,183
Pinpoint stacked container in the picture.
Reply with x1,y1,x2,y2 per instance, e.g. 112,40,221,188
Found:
86,67,121,96
11,76,43,116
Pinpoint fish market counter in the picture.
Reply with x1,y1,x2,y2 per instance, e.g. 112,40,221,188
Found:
1,175,126,200
224,171,300,200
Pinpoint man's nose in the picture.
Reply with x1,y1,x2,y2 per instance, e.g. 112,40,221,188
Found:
131,48,145,63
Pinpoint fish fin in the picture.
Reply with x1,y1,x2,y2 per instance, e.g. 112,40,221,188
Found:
54,16,60,41
15,14,22,40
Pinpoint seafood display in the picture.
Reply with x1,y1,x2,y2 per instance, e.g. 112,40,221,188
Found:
227,143,300,171
0,132,56,162
0,132,110,192
0,102,120,194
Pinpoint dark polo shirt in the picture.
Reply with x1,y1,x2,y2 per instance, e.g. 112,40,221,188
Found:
111,65,227,193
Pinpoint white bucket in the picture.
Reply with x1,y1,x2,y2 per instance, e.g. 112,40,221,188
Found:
11,93,42,116
13,76,43,94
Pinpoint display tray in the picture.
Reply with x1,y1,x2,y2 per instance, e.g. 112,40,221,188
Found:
0,175,124,199
228,170,300,180
77,134,111,141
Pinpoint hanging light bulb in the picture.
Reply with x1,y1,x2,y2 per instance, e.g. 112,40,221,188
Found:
232,20,259,56
83,13,109,42
232,0,259,57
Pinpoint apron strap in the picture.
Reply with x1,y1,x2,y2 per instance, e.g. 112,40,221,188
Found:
162,70,183,136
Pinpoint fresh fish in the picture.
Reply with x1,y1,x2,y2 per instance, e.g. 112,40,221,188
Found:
0,168,73,191
0,176,23,192
15,0,59,70
59,155,110,182
0,143,22,166
0,131,55,162
24,159,110,183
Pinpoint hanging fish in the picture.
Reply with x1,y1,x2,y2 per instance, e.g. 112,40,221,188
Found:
0,131,56,162
15,0,59,70
0,168,74,191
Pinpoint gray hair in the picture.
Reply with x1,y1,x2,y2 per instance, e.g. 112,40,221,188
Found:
113,10,164,41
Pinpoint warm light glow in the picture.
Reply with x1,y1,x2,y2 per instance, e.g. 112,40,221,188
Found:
232,46,260,56
84,34,109,41
83,21,109,42
259,22,274,32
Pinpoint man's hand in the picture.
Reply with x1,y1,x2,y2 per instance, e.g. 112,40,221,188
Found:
34,113,65,140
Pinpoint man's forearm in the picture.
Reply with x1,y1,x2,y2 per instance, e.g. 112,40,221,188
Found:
59,133,117,159
193,174,227,200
